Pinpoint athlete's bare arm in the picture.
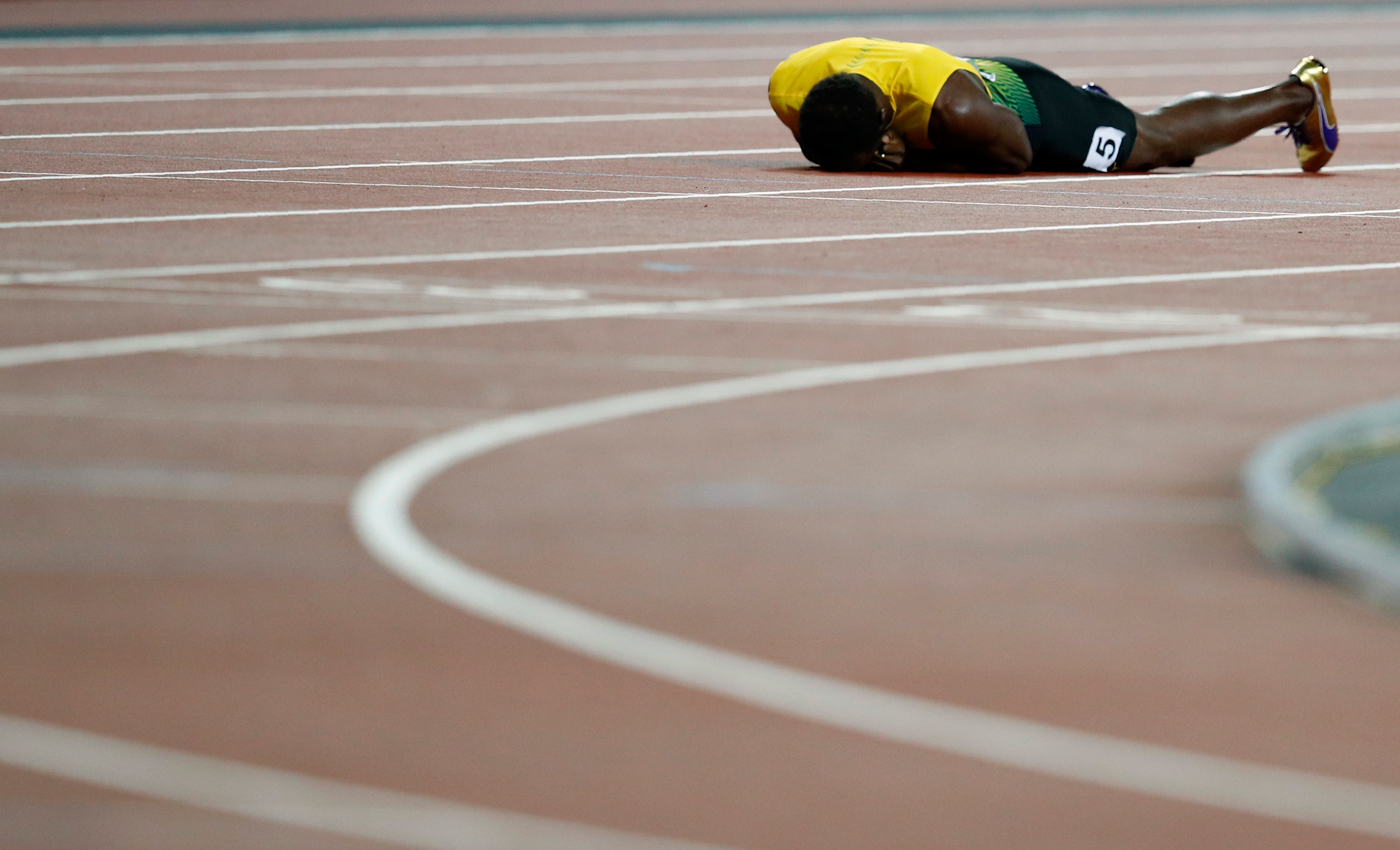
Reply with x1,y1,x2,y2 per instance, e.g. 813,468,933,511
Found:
917,69,1033,173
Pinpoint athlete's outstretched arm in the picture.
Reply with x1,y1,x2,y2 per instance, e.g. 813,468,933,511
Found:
919,69,1033,173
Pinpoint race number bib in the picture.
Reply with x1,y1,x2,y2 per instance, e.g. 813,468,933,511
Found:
1083,126,1127,172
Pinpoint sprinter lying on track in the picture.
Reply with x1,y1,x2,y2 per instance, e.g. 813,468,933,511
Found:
769,37,1337,174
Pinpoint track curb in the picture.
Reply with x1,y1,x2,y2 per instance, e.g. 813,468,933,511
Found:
1244,395,1400,610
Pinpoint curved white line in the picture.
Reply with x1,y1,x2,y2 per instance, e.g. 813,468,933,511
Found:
0,713,740,850
352,326,1400,840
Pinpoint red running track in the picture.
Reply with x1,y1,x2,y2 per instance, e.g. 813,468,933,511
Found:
2,6,1400,850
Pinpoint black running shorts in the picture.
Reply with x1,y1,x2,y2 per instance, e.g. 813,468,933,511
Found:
969,56,1139,172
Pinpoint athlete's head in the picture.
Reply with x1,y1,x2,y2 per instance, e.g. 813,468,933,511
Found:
798,73,887,170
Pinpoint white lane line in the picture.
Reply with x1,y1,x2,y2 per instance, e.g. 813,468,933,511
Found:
207,340,835,375
0,392,494,429
0,305,684,368
5,203,1400,284
0,147,802,184
259,277,588,300
794,196,1283,216
0,463,356,503
3,259,1399,369
6,82,1397,140
0,194,696,229
168,178,688,195
3,139,1398,188
0,108,773,141
646,305,1263,332
1119,86,1400,108
686,303,1364,333
0,46,797,75
0,713,742,850
902,303,1255,332
1057,55,1400,79
156,174,794,192
11,157,1396,230
1349,122,1400,133
6,50,1399,79
350,324,1400,839
5,79,1399,113
1253,121,1400,137
0,284,488,313
3,19,1398,49
1333,86,1400,100
0,189,1292,231
0,75,769,107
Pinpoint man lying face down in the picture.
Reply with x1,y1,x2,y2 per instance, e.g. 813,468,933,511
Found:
769,38,1336,174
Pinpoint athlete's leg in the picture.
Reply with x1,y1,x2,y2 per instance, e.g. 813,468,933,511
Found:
1124,79,1313,170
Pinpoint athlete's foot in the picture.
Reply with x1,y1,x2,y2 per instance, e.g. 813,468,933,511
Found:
1283,57,1338,172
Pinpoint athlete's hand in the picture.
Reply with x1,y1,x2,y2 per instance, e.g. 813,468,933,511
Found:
868,129,907,171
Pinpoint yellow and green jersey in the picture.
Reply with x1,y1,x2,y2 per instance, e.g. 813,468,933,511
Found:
768,37,985,149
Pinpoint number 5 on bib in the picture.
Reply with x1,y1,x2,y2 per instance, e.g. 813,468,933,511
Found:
1083,125,1127,172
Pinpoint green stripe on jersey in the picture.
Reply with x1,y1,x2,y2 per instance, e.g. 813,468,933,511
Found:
969,58,1040,126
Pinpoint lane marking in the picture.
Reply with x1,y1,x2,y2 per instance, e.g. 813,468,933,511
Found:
164,172,809,189
259,277,589,300
3,259,1400,369
5,141,1400,188
350,325,1400,838
0,713,741,850
902,303,1255,332
642,305,1263,332
12,157,1400,230
0,75,770,107
671,479,1244,523
0,147,802,184
1254,121,1400,137
2,19,1397,49
5,79,1394,109
5,203,1400,284
206,340,837,375
0,285,491,313
154,177,690,195
0,392,495,429
790,195,1283,216
1350,122,1400,133
0,189,1297,231
5,50,1400,80
1119,86,1400,108
1314,86,1400,101
1056,55,1400,79
6,83,1397,139
0,108,773,141
0,45,798,75
0,463,356,503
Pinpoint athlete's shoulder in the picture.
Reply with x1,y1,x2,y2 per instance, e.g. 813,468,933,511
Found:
773,37,871,73
771,38,933,85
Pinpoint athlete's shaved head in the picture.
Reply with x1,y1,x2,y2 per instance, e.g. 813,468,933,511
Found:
798,73,887,170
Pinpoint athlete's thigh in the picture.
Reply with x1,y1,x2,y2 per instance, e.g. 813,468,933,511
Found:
984,57,1139,172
